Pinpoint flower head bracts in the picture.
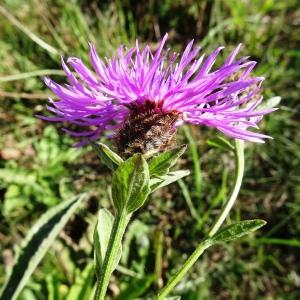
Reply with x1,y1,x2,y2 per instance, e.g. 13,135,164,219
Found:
40,33,275,147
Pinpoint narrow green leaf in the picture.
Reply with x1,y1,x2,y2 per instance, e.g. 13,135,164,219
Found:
90,141,123,171
209,219,267,245
178,179,199,221
66,263,94,300
94,208,122,277
255,238,300,248
112,154,150,213
150,170,190,192
207,136,234,151
46,274,61,300
0,194,87,300
183,126,202,208
148,145,187,176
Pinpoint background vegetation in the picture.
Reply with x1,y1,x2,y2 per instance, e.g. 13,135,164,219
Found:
0,0,299,299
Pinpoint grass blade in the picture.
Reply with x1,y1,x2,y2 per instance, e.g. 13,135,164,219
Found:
0,194,87,300
0,70,65,83
0,5,59,56
178,179,199,222
182,126,202,209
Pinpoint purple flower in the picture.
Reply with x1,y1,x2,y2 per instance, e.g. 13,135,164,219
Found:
40,33,275,153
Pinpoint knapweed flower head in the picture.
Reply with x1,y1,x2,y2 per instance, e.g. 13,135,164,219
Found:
40,33,274,156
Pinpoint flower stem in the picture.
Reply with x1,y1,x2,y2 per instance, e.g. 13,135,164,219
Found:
155,139,245,299
155,240,211,300
208,139,244,237
94,211,129,300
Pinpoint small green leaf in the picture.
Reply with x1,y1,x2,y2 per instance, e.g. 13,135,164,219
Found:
209,219,267,245
207,136,234,151
0,194,87,300
90,141,123,170
150,170,190,192
112,154,150,213
94,209,122,277
148,145,187,176
258,96,281,110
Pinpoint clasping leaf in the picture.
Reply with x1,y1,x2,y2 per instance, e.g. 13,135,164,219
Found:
112,154,150,214
94,209,122,277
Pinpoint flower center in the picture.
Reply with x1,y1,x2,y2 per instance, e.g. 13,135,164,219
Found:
115,100,181,157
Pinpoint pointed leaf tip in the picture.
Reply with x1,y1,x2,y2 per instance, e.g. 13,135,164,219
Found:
90,141,123,171
209,219,266,245
149,144,187,176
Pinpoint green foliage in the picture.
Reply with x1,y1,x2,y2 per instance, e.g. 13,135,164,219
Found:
150,170,190,192
0,0,299,299
0,126,82,216
207,136,234,152
0,194,86,300
91,141,124,171
121,219,150,272
148,145,187,176
115,276,154,300
65,263,94,300
182,126,203,204
94,208,122,277
209,220,267,245
112,154,150,213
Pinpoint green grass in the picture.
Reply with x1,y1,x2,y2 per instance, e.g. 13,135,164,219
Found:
0,0,300,299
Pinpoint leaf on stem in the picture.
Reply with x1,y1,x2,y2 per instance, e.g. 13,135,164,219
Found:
94,208,122,277
150,170,190,192
112,154,150,213
0,194,87,300
148,145,187,176
208,219,267,245
90,141,123,171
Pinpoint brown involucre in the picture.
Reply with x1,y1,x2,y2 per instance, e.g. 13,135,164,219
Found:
115,101,181,157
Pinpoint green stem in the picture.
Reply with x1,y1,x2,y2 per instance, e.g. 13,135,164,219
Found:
155,240,211,300
94,211,129,300
155,139,245,299
183,126,202,206
208,139,244,237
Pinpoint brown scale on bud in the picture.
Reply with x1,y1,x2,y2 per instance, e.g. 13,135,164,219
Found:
115,100,181,157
